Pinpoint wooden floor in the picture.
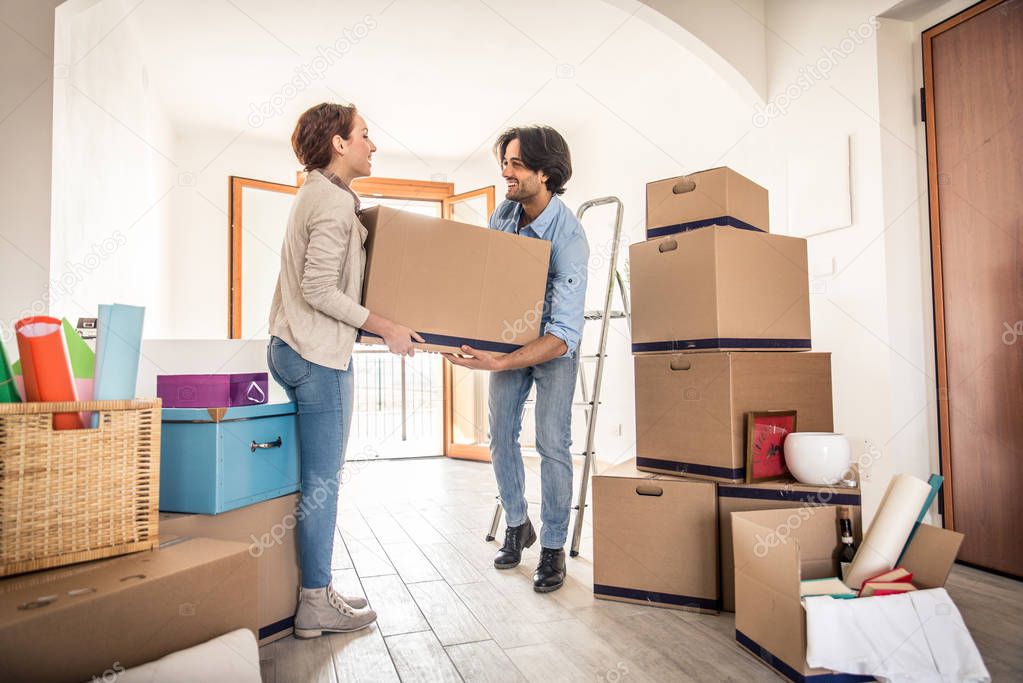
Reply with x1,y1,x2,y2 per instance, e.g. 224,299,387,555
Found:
259,457,1023,682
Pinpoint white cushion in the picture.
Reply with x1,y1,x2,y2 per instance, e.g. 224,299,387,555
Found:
94,628,262,683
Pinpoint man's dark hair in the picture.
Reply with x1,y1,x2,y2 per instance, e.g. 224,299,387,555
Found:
493,125,572,196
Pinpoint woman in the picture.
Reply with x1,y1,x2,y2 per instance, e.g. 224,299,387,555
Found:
268,102,422,638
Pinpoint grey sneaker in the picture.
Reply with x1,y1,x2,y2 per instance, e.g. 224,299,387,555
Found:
294,585,377,638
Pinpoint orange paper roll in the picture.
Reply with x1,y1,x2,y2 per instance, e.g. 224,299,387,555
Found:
15,316,83,430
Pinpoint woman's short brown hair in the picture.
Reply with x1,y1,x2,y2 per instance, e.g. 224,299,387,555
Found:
291,102,358,172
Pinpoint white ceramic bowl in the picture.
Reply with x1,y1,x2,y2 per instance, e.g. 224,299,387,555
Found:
784,432,851,485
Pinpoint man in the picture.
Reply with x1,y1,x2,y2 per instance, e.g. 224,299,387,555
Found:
444,125,589,593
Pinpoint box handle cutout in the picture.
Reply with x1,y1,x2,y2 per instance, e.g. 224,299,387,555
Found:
67,587,96,597
635,484,663,497
120,574,146,582
669,358,692,371
251,436,283,452
672,178,697,194
658,239,678,253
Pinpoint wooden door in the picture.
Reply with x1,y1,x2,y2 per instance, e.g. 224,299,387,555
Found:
924,0,1023,576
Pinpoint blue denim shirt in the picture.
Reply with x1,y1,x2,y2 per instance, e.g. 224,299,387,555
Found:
489,195,589,356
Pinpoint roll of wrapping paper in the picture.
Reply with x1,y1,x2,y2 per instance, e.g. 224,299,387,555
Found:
844,473,931,589
15,316,83,429
0,339,19,402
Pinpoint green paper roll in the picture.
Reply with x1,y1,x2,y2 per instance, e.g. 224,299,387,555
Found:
0,340,19,403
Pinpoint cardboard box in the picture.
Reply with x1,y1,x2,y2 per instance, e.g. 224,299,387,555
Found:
358,206,552,354
635,352,833,482
718,481,862,612
630,227,810,353
160,493,300,644
593,461,719,612
646,167,769,239
732,507,963,681
0,536,258,683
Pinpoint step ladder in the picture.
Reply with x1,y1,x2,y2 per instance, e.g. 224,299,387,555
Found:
485,196,630,558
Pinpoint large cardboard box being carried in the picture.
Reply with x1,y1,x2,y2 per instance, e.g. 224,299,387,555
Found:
635,352,833,482
593,461,719,612
161,493,300,644
646,167,769,239
358,206,552,354
630,227,810,353
718,481,862,612
732,506,963,681
0,537,258,683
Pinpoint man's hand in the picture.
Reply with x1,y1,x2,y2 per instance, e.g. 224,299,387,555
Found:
442,345,506,372
442,335,568,372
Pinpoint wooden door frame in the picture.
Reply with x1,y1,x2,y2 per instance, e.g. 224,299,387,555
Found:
443,362,493,462
442,186,497,221
922,0,1006,530
236,172,495,461
228,176,298,339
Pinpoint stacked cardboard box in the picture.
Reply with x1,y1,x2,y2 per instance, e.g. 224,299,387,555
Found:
161,493,301,644
0,536,258,683
595,167,845,616
592,462,719,612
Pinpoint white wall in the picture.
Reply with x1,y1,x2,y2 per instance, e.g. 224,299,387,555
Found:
634,0,768,101
0,0,62,356
749,0,983,524
744,0,896,523
50,0,177,337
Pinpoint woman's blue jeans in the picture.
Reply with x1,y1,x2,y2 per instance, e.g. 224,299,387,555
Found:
267,336,354,589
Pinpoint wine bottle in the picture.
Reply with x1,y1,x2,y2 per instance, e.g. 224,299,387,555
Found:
834,506,857,581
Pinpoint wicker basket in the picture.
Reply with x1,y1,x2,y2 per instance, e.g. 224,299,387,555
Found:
0,399,161,577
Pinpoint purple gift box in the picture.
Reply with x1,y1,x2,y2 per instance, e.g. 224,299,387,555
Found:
157,372,269,408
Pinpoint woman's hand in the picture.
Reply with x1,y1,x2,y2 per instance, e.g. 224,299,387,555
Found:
362,312,424,356
382,321,425,356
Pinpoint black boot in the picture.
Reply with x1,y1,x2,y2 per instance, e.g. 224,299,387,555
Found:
533,547,566,592
493,518,536,569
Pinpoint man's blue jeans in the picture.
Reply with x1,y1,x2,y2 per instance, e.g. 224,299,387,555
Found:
267,336,354,589
488,353,577,549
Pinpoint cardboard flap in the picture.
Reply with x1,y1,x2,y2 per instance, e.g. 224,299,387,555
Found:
901,524,964,589
731,510,801,600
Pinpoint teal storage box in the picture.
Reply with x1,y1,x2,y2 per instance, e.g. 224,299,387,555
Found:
160,402,300,514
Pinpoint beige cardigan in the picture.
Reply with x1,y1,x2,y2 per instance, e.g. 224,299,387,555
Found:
269,170,370,370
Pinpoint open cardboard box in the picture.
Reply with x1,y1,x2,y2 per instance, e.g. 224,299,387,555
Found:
718,480,862,612
358,206,551,354
732,506,963,681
